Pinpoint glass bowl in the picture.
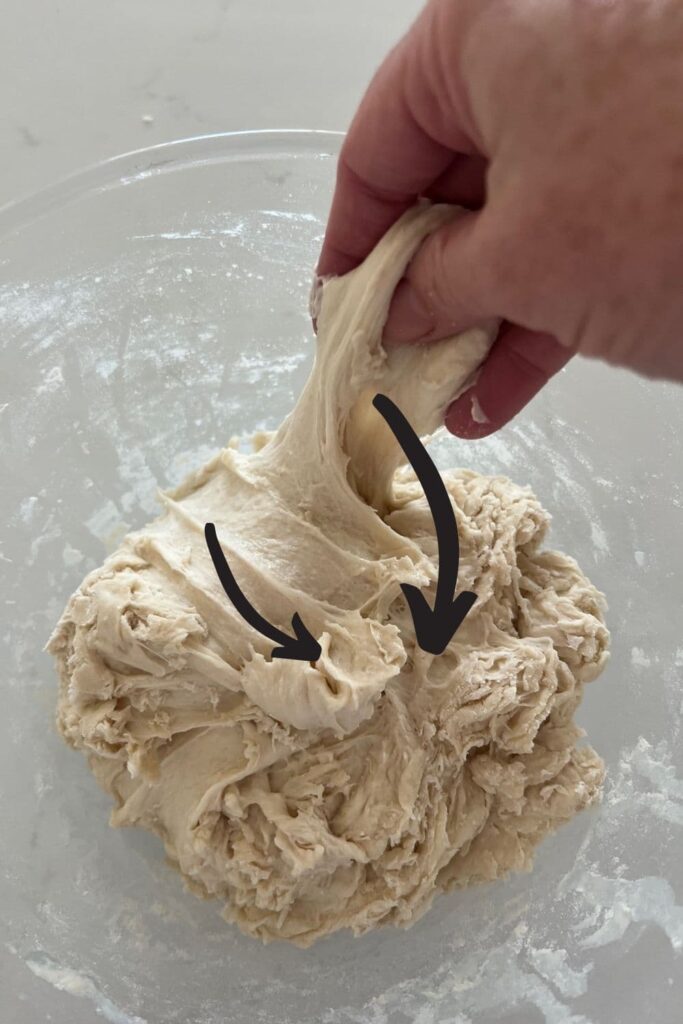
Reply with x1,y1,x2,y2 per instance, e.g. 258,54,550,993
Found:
1,130,681,1024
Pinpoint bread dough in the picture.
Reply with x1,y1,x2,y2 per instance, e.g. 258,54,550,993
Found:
49,204,609,946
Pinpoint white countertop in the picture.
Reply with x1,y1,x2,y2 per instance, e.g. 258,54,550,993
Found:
0,0,421,208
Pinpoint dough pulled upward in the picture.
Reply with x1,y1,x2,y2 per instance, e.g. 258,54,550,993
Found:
49,205,609,946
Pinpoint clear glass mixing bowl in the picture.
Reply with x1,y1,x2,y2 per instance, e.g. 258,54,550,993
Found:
1,130,681,1024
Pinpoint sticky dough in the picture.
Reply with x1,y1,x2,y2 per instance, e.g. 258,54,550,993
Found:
49,205,609,946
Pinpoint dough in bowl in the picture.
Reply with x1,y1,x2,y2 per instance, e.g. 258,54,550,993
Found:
49,204,609,946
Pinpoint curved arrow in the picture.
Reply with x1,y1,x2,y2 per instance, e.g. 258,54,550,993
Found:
204,522,321,662
373,393,476,655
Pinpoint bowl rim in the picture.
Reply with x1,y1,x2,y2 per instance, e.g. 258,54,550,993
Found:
0,128,345,238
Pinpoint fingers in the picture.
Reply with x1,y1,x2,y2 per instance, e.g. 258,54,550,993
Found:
380,205,572,435
317,1,567,437
424,153,487,209
383,209,497,345
445,324,574,438
381,213,571,433
317,2,477,278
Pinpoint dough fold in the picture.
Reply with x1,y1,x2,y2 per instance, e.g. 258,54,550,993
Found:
49,205,609,945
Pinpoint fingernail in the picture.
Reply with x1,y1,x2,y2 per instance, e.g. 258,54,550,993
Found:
383,279,436,346
308,274,325,321
470,393,490,425
445,391,493,439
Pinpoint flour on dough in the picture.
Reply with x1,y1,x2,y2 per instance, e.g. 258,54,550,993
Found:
49,205,609,946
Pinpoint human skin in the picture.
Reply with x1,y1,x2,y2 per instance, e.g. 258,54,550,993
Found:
317,0,683,438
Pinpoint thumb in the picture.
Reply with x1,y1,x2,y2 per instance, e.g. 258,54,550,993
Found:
383,209,498,346
382,208,574,436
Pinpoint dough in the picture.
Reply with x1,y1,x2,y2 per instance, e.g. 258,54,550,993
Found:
49,204,609,946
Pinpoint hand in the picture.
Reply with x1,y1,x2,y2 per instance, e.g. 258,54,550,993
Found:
318,0,683,438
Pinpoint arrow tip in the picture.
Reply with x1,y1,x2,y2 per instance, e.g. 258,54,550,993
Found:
272,612,322,663
402,584,476,656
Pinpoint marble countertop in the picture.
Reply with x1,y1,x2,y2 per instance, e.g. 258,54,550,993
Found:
0,0,421,207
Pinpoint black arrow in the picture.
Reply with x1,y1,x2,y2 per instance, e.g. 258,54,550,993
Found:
373,393,476,655
204,522,321,662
